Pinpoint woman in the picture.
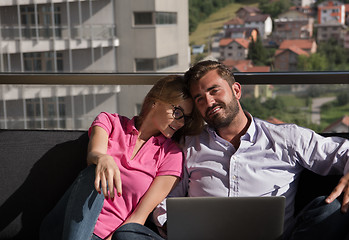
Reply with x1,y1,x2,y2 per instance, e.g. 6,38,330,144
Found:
40,75,202,240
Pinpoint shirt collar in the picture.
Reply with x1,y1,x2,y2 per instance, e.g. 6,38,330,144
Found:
242,111,257,143
126,116,139,134
127,116,167,145
205,111,257,143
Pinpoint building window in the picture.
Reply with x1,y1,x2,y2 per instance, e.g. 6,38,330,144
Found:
26,98,41,118
26,97,66,129
134,12,177,25
21,4,61,39
24,52,63,72
156,54,178,70
135,58,155,71
134,12,153,25
135,54,178,71
156,12,177,24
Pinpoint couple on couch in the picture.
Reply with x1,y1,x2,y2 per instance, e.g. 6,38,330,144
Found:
40,60,349,240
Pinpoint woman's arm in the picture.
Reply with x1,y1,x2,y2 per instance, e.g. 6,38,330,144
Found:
123,175,180,225
87,126,122,199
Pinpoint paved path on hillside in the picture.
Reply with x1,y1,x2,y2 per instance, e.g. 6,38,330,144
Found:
311,97,336,125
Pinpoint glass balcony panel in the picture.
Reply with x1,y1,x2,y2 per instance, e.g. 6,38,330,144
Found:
0,81,348,133
0,84,143,130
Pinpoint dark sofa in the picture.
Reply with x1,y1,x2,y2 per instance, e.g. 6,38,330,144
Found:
0,130,88,239
0,129,348,239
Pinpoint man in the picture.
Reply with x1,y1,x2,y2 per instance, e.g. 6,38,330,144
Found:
153,60,349,239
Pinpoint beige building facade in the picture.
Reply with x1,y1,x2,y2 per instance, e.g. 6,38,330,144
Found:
0,0,190,129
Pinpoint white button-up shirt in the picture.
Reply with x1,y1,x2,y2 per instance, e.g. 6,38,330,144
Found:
154,115,349,233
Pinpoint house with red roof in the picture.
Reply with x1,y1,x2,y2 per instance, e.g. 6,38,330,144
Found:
279,39,317,53
223,17,259,41
222,59,251,69
233,61,270,73
235,6,261,20
223,6,272,39
224,17,245,28
274,39,316,71
323,115,349,133
219,38,250,61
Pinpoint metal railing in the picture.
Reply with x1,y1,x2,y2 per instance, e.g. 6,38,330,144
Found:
0,71,348,85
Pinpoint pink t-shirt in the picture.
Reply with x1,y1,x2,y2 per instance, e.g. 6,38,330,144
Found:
88,112,183,239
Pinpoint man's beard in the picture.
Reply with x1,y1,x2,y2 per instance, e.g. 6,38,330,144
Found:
204,96,239,129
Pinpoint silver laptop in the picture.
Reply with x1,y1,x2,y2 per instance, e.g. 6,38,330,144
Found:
166,196,285,240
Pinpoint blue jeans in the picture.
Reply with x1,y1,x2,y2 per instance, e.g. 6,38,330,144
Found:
288,196,349,240
112,223,164,240
40,165,104,240
91,234,103,240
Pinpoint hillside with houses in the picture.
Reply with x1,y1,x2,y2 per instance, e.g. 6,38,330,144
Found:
191,0,349,133
194,0,349,72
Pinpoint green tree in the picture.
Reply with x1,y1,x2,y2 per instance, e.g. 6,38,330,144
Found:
317,38,349,70
248,36,267,65
337,92,349,106
297,53,328,71
263,97,285,112
241,98,269,119
259,0,292,18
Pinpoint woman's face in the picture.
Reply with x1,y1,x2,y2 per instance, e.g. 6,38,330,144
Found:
151,98,193,138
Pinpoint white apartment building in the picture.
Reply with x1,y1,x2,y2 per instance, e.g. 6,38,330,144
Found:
318,1,346,25
0,0,189,129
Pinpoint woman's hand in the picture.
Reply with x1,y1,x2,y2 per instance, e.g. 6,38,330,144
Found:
93,153,122,199
87,126,122,199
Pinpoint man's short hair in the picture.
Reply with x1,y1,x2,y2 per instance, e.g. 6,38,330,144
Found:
184,60,236,91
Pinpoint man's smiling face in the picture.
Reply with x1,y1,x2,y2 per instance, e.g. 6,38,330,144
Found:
190,69,240,129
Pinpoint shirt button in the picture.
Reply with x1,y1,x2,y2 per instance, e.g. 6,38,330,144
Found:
232,175,237,180
232,156,236,161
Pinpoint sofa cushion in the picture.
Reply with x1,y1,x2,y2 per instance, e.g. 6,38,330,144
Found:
0,130,88,239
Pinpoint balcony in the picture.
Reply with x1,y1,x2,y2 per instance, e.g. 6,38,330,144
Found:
0,0,92,7
0,25,119,54
0,71,349,133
